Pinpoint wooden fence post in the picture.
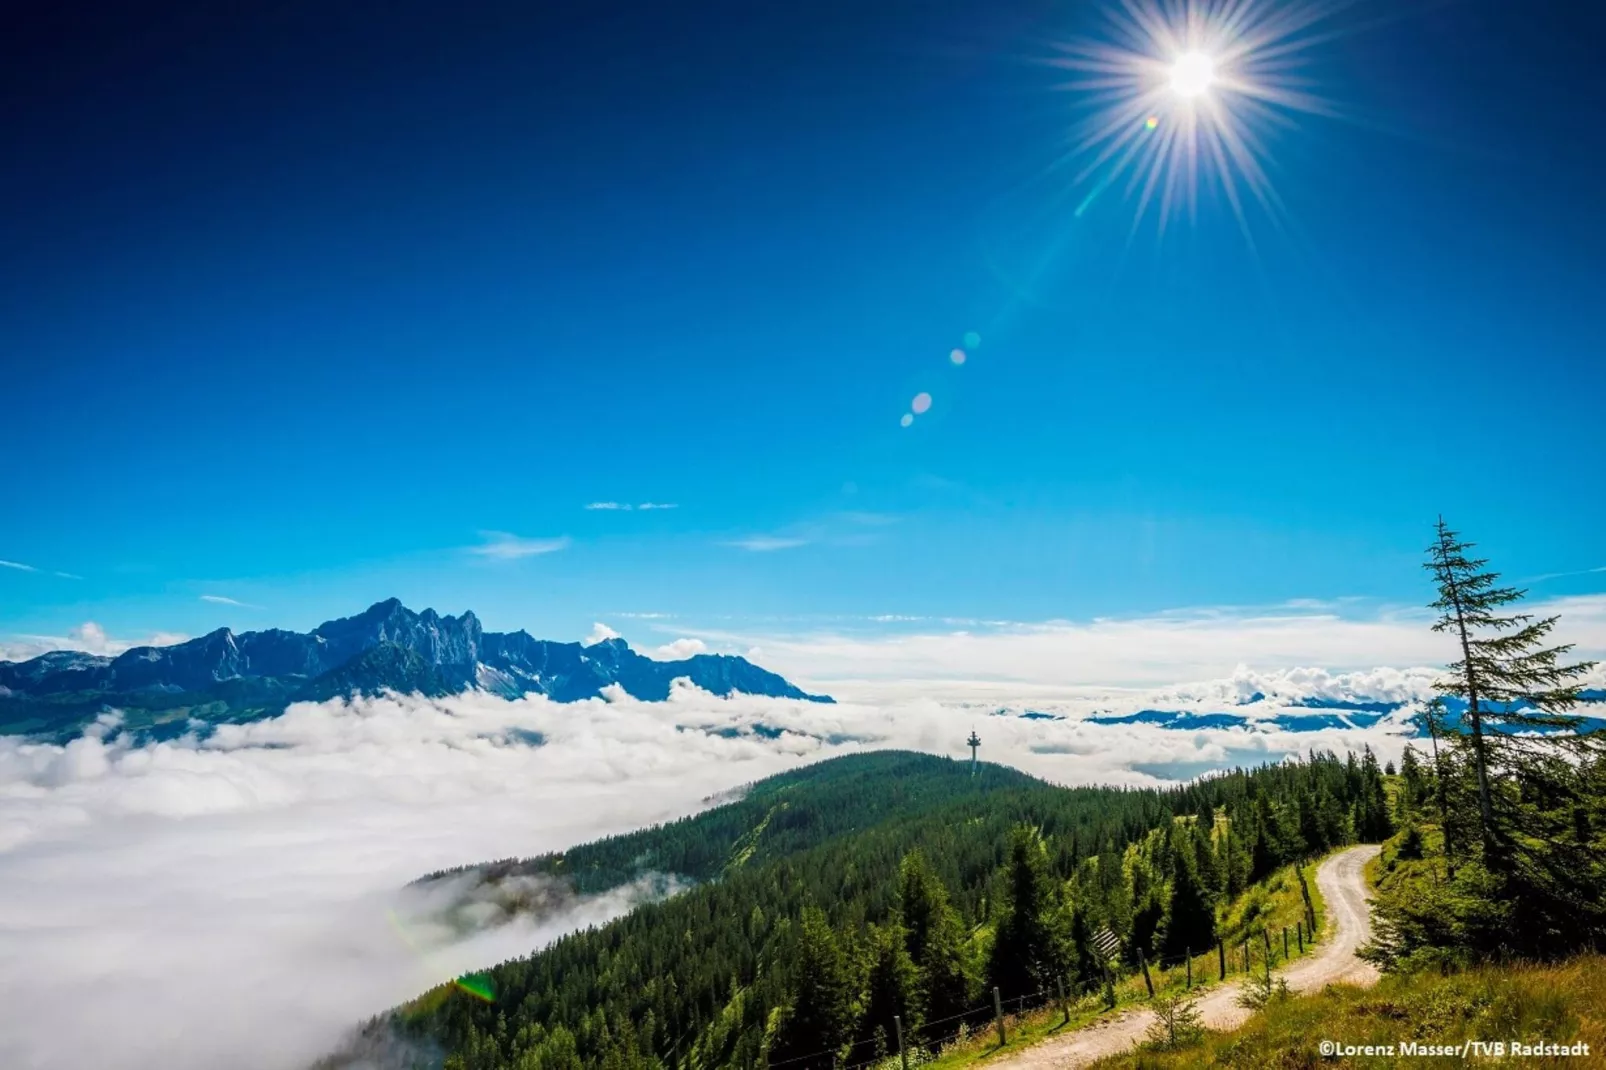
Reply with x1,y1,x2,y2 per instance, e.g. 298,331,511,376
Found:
1283,926,1289,959
1297,920,1304,953
1218,937,1227,979
1263,930,1273,982
1138,949,1155,997
895,1015,909,1070
1185,949,1192,989
1058,977,1069,1024
993,986,1006,1046
1243,940,1251,974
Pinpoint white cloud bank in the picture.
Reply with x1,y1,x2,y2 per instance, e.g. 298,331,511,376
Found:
675,594,1606,698
4,592,1603,1069
0,623,189,663
651,638,709,660
0,671,1437,1070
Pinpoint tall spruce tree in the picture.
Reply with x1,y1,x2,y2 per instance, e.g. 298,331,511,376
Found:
895,848,975,1033
918,899,975,1036
1415,697,1459,877
896,850,943,967
1191,815,1221,894
986,825,1061,999
858,923,921,1057
1426,518,1598,855
1161,831,1217,960
1399,745,1425,813
770,907,859,1070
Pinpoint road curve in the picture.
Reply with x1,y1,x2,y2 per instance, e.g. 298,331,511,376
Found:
994,844,1382,1070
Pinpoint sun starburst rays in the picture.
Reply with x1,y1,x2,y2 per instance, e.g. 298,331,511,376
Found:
1050,0,1343,237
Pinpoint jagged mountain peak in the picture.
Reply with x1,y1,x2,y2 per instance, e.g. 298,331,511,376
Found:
0,599,831,741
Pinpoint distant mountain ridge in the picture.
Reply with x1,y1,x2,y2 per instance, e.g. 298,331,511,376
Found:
0,598,831,741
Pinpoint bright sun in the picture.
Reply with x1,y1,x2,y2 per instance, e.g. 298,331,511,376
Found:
1169,50,1216,98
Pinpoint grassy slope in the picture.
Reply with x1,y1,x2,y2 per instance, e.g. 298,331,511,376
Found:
921,846,1331,1070
1089,818,1605,1068
1084,956,1606,1068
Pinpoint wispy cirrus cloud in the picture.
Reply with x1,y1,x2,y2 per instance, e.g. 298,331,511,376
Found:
721,511,897,554
468,532,572,560
584,502,678,511
0,559,80,579
1522,564,1606,584
200,595,261,609
724,535,810,552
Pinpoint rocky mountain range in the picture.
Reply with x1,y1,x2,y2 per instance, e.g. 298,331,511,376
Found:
0,598,830,741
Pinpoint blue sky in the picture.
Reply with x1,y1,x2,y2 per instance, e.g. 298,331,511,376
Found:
2,0,1603,651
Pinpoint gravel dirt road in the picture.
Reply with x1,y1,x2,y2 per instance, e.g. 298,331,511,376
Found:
992,844,1382,1070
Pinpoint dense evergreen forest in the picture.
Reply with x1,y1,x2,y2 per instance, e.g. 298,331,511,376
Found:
328,747,1390,1070
320,517,1603,1070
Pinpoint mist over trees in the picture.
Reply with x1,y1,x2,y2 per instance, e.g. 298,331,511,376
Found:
371,746,1392,1070
334,517,1605,1070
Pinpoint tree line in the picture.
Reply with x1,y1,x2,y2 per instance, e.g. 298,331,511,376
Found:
372,746,1391,1070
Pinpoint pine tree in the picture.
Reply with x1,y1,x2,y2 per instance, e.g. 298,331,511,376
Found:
1161,831,1216,960
1191,815,1221,894
1416,698,1459,877
917,900,975,1037
770,907,859,1070
1248,809,1279,884
1399,745,1425,814
1426,518,1598,854
1218,821,1250,898
986,825,1061,999
859,924,921,1055
1354,746,1394,842
1067,900,1103,988
896,850,942,968
894,848,974,1033
1127,890,1165,968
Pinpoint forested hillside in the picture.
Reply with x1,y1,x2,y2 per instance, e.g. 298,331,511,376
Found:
1074,520,1606,1066
324,747,1391,1070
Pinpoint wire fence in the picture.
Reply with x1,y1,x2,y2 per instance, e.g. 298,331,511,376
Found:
759,915,1322,1070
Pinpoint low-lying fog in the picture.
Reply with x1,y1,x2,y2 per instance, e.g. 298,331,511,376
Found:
0,672,1430,1069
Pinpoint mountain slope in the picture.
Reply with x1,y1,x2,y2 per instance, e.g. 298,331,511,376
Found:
0,599,830,740
319,749,1395,1070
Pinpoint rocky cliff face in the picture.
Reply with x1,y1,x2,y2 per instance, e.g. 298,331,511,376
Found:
0,599,831,740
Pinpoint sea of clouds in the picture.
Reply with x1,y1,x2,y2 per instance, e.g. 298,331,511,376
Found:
5,593,1605,1070
0,674,1429,1070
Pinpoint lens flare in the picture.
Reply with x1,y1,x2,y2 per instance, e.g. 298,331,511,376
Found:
1049,0,1343,235
454,973,497,1002
911,392,933,414
963,330,982,349
900,413,914,428
950,348,967,365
